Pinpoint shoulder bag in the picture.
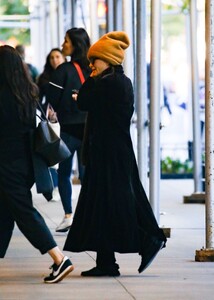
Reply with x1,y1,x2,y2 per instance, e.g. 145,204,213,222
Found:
34,102,71,167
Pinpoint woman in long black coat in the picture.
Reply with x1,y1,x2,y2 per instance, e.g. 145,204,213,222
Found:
64,31,166,276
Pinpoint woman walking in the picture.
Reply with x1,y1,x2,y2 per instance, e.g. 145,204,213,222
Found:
47,28,91,232
64,31,167,276
37,48,66,201
0,45,73,283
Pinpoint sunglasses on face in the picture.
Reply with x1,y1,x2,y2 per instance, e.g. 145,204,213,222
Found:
90,57,98,64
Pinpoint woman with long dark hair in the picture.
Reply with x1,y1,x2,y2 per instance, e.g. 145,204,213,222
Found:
37,48,66,112
0,45,73,283
37,48,66,201
47,27,91,232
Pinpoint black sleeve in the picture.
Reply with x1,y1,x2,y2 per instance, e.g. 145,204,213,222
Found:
77,77,96,111
46,64,66,111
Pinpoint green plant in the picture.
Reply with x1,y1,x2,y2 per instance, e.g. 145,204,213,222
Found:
161,156,193,174
0,0,30,44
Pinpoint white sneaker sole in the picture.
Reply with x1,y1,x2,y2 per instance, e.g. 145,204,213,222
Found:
55,225,71,233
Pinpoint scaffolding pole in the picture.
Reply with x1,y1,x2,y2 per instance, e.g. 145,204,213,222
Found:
106,0,114,32
136,0,149,194
149,0,161,221
89,0,99,43
195,0,214,261
123,0,134,82
114,0,122,30
190,0,203,192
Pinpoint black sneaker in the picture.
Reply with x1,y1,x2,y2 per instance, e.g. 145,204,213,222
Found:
44,256,74,283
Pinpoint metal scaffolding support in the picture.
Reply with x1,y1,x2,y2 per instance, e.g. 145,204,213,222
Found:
106,0,114,32
71,0,78,27
195,0,214,262
122,0,134,82
149,0,161,221
114,0,122,30
89,0,99,44
190,0,203,193
205,0,214,248
136,0,149,194
57,0,65,47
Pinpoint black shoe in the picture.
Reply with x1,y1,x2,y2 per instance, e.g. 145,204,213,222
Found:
44,256,74,283
138,239,166,273
81,267,120,277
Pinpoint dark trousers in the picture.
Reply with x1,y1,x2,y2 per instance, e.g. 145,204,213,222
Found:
96,251,119,271
58,132,84,214
0,156,56,258
50,167,58,188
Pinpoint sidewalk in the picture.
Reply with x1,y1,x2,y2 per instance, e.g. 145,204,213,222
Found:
0,179,213,300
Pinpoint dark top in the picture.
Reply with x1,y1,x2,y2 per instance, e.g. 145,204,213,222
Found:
46,61,90,140
27,63,39,83
0,86,35,161
37,70,51,112
0,86,55,198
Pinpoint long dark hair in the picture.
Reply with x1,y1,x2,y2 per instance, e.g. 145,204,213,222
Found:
0,45,38,122
66,27,91,70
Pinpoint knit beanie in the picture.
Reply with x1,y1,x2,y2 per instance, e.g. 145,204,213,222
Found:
87,31,130,65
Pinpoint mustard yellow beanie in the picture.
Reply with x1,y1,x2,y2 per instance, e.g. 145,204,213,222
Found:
88,31,130,65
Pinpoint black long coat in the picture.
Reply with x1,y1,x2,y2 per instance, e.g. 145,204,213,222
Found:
64,66,166,254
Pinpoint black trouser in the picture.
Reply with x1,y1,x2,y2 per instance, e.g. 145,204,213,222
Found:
96,251,119,271
0,156,56,258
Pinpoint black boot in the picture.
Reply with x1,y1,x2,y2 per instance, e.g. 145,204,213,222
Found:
81,251,120,277
138,238,166,273
81,267,120,277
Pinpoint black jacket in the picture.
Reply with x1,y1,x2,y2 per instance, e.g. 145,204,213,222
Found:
64,66,166,254
47,62,89,126
0,87,52,200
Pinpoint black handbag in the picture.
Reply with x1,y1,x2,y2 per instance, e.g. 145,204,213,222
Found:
34,103,71,167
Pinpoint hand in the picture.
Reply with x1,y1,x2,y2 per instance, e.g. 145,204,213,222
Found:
90,69,98,77
72,89,79,101
72,93,78,101
48,107,58,123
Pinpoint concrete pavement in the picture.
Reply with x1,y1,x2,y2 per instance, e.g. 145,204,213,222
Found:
0,179,213,300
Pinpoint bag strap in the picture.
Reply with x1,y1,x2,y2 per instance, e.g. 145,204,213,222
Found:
36,101,49,122
73,62,85,84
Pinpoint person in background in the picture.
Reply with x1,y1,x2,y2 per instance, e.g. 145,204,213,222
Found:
15,44,39,83
46,28,91,232
37,48,66,201
64,31,167,276
0,45,73,283
37,48,66,112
